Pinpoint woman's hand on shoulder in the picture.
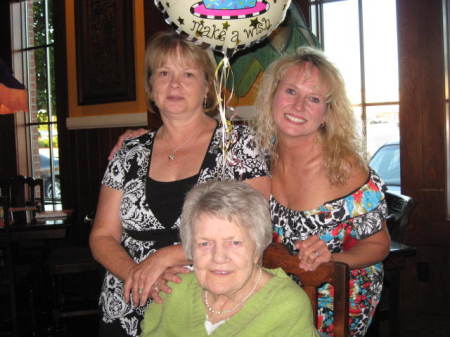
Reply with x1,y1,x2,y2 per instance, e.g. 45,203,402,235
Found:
108,128,149,160
295,236,332,271
149,265,192,304
124,244,191,306
124,249,173,306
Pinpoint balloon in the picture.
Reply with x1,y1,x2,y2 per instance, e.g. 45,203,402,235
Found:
154,0,292,57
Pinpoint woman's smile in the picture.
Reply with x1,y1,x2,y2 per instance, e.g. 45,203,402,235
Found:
284,113,307,124
192,214,259,298
271,63,327,139
210,270,232,275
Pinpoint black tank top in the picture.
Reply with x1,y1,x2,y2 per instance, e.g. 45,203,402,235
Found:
146,174,199,228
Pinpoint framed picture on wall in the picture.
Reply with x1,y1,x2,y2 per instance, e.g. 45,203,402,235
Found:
75,0,136,105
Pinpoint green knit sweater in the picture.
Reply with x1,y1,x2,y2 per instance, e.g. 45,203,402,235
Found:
141,268,320,337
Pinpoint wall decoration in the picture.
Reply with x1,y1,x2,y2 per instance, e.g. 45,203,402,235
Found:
75,0,135,105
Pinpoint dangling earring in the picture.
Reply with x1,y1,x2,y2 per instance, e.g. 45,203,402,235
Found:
203,96,208,109
271,135,277,145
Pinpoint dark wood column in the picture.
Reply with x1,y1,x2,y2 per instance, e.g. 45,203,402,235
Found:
0,1,17,178
397,0,450,317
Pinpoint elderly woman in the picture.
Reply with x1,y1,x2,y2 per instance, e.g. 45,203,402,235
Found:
141,181,319,337
89,31,270,337
253,47,391,337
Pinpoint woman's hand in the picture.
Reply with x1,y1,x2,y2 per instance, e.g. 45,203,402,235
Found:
108,128,149,160
149,265,192,304
295,235,332,271
124,250,170,306
123,245,191,306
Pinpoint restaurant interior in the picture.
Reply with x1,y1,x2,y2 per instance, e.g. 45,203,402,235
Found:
0,0,449,336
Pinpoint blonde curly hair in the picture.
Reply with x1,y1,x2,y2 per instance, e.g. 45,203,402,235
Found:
252,47,367,185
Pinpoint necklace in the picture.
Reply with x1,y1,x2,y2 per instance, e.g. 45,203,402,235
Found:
203,268,262,316
159,128,198,161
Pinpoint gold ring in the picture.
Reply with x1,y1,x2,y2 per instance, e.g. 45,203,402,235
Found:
138,288,143,295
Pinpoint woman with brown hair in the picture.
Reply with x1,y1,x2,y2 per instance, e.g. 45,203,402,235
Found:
89,31,270,337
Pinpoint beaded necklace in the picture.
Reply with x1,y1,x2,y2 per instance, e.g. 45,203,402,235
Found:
203,268,262,316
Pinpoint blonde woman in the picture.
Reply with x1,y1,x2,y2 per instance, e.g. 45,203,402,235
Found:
253,47,390,337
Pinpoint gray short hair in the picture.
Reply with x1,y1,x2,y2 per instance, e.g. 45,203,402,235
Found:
180,181,272,260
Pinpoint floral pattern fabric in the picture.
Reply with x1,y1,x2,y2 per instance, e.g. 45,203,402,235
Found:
99,123,269,337
270,170,387,337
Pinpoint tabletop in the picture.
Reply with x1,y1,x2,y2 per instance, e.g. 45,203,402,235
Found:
0,218,71,241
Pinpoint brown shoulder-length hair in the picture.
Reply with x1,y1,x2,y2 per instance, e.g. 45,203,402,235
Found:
252,46,367,185
144,31,218,116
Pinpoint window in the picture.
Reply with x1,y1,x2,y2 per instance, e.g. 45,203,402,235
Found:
11,0,60,209
310,0,399,157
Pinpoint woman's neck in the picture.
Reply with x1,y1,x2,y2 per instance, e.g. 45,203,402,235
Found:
276,134,323,168
205,268,268,321
159,114,215,142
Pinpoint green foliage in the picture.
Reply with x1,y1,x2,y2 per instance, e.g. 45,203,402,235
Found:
32,1,56,114
38,136,58,148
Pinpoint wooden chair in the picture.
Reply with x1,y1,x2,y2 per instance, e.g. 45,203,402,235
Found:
367,192,416,337
384,191,415,242
0,176,45,336
0,175,45,225
263,243,350,337
46,213,103,335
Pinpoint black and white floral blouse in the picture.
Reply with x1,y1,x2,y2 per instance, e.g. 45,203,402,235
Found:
98,123,269,337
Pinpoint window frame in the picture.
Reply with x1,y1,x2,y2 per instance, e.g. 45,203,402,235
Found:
309,0,400,159
10,0,61,208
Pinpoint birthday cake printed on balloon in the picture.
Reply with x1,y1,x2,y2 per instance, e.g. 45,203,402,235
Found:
191,0,268,19
203,0,257,9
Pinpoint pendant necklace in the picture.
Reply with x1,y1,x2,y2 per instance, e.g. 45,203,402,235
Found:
161,128,198,161
203,268,262,316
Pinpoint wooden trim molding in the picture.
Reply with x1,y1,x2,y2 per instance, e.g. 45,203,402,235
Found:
66,112,147,130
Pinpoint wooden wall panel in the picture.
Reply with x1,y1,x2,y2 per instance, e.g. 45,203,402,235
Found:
0,2,17,178
56,1,164,244
62,126,141,243
397,0,450,318
0,115,17,177
144,0,169,40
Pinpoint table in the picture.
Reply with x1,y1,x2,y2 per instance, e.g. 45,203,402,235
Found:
0,218,71,337
0,218,70,241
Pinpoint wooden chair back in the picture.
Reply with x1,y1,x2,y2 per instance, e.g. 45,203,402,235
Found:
384,191,415,242
263,243,349,337
0,176,44,225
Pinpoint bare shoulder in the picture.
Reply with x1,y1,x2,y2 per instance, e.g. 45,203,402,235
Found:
337,156,369,195
346,156,369,188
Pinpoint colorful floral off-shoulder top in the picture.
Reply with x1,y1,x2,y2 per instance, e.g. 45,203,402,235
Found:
270,170,388,337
